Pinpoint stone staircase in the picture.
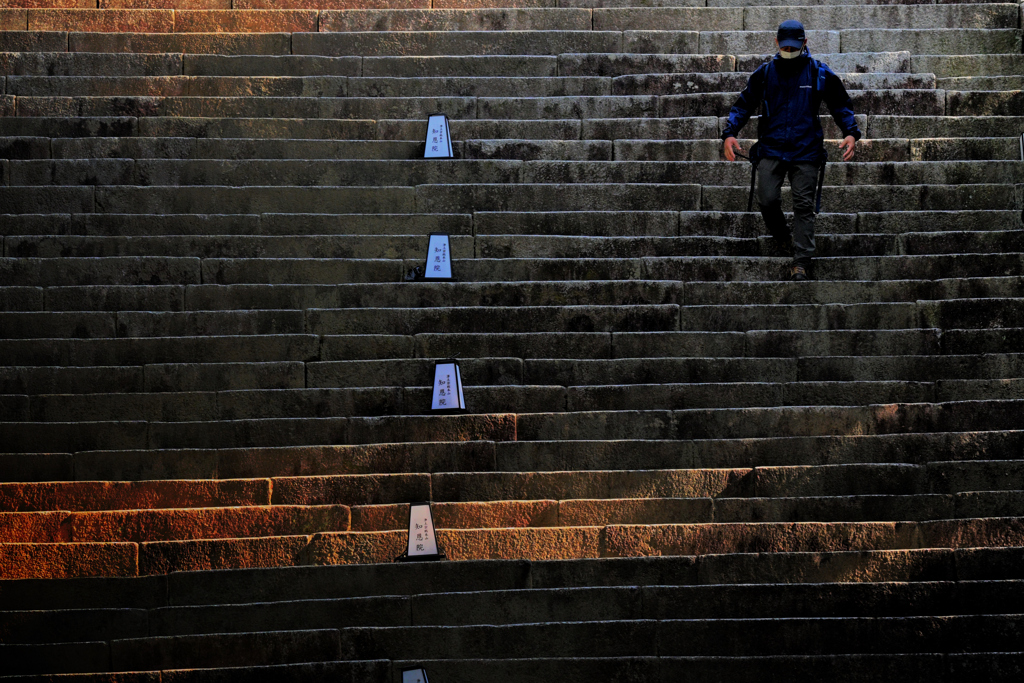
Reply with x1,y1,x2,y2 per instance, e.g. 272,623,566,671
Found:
1,0,1023,678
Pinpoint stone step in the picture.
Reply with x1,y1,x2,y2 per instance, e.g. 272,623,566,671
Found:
3,182,1017,215
674,298,1024,331
3,71,944,98
869,116,1024,140
3,209,1017,239
7,379,1022,422
5,546,1022,612
0,361,308,394
7,75,623,98
341,615,1024,659
2,514,1020,579
704,184,1015,212
1,323,1018,370
0,334,321,366
3,254,1022,297
0,478,273,512
598,5,1020,32
198,54,551,78
16,160,1022,189
6,579,1023,647
0,51,184,77
2,275,1018,317
8,89,962,120
0,504,351,543
8,158,1024,191
6,231,1021,261
0,212,466,236
568,52,908,77
1,28,1018,57
938,75,1024,90
1,627,345,675
1,398,1021,451
9,459,1024,513
5,114,1013,143
612,71,936,96
8,432,1013,486
912,54,1024,78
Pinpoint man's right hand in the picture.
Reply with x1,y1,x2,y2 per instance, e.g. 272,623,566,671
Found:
723,137,742,162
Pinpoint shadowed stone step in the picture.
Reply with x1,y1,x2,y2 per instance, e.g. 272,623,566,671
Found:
1,399,1021,452
0,361,305,393
339,613,1024,660
3,547,1019,612
0,51,182,77
0,212,469,237
21,430,1013,485
0,335,318,366
7,230,1017,261
703,184,1016,212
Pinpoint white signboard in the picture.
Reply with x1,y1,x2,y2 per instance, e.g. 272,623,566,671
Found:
430,360,465,412
423,233,452,280
402,668,429,683
407,503,439,559
424,113,453,159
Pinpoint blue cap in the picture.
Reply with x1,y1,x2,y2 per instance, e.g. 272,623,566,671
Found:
777,20,806,49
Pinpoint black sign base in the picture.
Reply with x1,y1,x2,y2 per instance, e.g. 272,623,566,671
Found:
395,550,447,563
430,407,468,415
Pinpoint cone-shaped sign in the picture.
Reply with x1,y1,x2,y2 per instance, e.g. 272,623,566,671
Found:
423,233,454,281
396,502,446,562
430,359,466,414
424,113,453,159
402,667,430,683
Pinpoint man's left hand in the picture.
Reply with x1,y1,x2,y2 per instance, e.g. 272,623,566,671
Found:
840,136,856,161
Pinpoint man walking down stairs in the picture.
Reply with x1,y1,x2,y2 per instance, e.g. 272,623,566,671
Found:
0,0,1023,679
723,19,862,282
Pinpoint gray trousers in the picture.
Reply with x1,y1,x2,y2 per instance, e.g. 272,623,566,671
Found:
756,158,818,267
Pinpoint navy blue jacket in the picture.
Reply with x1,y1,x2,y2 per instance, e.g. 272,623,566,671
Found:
722,50,861,163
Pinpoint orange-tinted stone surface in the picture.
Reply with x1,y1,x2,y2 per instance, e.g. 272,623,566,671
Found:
173,10,318,33
0,541,137,579
438,526,603,561
102,0,228,7
0,478,271,512
4,0,94,7
0,511,69,543
27,9,174,32
0,10,29,30
236,0,427,7
67,504,351,542
271,473,431,506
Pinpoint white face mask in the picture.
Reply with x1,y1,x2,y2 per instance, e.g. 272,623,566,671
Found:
779,47,803,59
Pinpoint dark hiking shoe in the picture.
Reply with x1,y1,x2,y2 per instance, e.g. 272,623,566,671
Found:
790,265,809,281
